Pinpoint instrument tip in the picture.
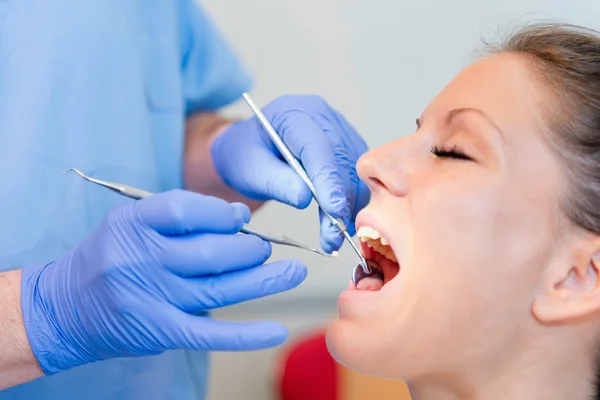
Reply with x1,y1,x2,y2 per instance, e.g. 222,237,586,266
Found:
62,168,92,182
361,259,372,274
63,167,85,177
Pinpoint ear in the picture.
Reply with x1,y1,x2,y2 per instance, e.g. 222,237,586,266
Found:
532,242,600,324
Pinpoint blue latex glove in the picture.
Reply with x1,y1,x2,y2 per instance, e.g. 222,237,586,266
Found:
21,190,307,375
211,95,370,253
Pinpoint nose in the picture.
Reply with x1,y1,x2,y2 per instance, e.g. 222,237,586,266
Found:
357,140,409,197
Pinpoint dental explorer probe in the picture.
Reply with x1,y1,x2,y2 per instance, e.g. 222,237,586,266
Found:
63,168,336,259
241,93,371,275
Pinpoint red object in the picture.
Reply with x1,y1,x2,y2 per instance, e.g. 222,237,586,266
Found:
276,330,338,400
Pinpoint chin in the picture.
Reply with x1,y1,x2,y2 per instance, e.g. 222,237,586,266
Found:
327,287,433,381
326,319,369,373
326,318,397,379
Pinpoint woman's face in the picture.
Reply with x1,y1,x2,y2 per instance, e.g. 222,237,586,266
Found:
326,53,569,380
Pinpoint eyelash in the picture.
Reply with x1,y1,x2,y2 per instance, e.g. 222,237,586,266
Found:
430,145,473,161
417,118,474,161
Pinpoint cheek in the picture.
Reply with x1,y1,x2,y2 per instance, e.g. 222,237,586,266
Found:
407,177,557,329
412,180,505,284
407,183,542,325
412,175,549,286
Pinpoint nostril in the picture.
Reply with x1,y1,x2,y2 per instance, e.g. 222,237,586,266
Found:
370,177,387,190
367,171,408,198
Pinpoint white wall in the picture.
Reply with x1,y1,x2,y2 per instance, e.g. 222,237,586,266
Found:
200,1,600,399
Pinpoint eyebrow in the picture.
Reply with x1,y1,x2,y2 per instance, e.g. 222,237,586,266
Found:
445,107,505,142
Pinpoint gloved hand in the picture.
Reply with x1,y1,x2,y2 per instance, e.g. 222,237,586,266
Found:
211,95,370,253
21,190,307,375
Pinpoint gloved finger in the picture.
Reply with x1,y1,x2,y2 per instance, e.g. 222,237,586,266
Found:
268,111,348,220
319,211,345,254
173,259,307,311
332,109,369,158
221,142,313,209
318,172,368,252
313,121,358,251
159,233,272,277
172,313,288,351
330,109,370,219
135,189,246,235
232,202,251,223
353,179,371,223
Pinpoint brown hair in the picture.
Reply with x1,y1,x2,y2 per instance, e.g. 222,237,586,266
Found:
485,21,600,398
485,22,600,234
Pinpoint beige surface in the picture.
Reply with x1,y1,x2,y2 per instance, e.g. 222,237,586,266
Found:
339,365,412,400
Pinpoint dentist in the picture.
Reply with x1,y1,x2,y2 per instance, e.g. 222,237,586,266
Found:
0,1,369,399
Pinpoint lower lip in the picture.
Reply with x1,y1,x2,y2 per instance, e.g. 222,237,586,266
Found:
338,281,384,302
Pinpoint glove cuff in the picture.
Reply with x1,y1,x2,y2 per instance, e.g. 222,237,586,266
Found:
21,261,84,375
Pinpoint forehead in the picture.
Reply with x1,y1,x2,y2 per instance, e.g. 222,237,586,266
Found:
423,53,547,139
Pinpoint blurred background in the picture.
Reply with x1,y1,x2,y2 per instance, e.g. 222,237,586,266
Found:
201,0,600,398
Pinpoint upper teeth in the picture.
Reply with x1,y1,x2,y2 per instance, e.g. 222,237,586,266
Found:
357,226,397,263
357,226,389,246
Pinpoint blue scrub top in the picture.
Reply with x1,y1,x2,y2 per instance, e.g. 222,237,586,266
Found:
0,0,252,398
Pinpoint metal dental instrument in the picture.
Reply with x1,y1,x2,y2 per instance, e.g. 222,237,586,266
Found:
241,93,371,274
63,168,335,259
237,224,337,258
352,261,382,286
64,168,154,200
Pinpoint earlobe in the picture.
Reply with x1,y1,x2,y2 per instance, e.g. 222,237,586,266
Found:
532,254,600,324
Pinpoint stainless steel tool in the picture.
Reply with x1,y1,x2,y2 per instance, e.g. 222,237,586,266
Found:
241,93,370,274
63,168,336,259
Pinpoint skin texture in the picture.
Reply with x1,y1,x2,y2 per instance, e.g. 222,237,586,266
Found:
0,270,43,390
327,53,600,400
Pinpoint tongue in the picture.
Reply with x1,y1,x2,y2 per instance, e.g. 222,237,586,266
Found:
356,276,384,290
353,261,385,290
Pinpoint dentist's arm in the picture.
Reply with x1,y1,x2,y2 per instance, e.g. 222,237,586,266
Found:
0,270,43,390
184,112,264,212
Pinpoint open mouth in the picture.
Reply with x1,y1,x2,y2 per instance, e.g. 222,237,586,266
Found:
355,226,400,290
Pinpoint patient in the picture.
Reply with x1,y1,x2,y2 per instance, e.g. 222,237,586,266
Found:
326,22,600,400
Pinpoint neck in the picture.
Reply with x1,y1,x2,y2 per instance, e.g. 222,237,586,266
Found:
407,328,597,400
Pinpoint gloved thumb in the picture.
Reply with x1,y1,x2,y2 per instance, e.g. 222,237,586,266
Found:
135,190,246,235
223,144,313,210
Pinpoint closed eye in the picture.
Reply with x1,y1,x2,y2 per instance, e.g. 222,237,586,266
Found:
430,145,473,161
